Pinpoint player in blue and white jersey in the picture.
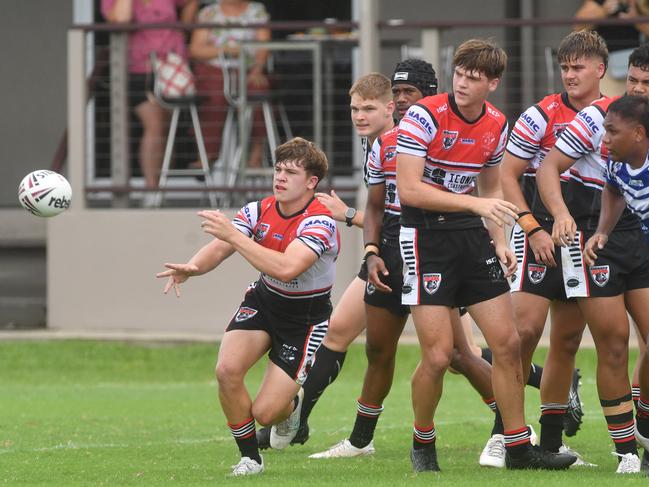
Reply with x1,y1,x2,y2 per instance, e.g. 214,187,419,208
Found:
583,95,649,470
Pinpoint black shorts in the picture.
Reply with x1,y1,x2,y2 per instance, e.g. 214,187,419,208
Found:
226,283,330,384
399,226,510,307
509,223,569,301
578,229,649,297
363,241,409,317
128,72,155,108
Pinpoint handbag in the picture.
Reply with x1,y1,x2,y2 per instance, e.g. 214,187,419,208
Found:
151,51,196,98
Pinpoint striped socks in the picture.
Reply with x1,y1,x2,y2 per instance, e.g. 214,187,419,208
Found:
228,418,261,463
539,403,567,453
413,423,436,450
349,400,383,448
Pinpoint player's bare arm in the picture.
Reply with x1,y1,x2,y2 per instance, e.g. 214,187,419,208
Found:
315,189,364,228
583,184,628,266
477,165,517,277
199,209,319,282
501,152,557,266
156,237,236,297
536,147,578,247
363,182,391,293
397,153,519,226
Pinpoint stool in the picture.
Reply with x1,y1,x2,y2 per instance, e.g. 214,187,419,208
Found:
153,96,217,208
150,53,217,208
215,55,292,203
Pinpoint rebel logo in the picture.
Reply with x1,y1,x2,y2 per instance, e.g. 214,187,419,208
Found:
527,263,547,284
589,265,610,287
234,306,258,322
422,273,442,295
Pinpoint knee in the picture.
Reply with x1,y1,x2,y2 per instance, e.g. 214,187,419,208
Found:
516,319,542,350
251,403,276,427
491,332,521,363
552,329,583,357
215,360,244,389
596,339,629,369
449,347,469,375
418,347,452,377
365,340,396,367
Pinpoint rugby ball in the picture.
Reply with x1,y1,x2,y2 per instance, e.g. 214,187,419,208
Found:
18,170,72,217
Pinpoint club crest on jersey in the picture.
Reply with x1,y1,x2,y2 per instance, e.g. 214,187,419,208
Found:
254,223,270,241
442,130,459,150
234,306,258,322
527,263,547,284
552,123,568,140
384,145,397,161
422,273,442,294
589,265,610,287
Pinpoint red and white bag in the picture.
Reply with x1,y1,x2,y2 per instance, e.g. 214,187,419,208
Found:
152,52,196,98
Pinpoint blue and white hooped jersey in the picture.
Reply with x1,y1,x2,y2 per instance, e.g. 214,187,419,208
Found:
606,155,649,242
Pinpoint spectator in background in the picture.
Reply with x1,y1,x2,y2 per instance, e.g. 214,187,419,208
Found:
575,0,649,96
101,0,199,206
189,0,271,169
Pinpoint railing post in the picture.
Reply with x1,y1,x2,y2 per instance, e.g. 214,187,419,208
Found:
109,32,130,208
67,29,87,211
421,28,441,88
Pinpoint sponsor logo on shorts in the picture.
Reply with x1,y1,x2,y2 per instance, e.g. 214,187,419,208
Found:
402,284,413,294
486,256,504,282
279,343,298,364
442,130,459,150
566,277,580,288
511,273,518,282
422,273,442,295
254,223,270,241
589,265,610,287
366,281,376,295
234,306,258,322
527,263,547,284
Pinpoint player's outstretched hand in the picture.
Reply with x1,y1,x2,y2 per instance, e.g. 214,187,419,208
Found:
156,263,199,297
367,255,392,293
528,229,557,267
315,189,347,222
495,244,517,278
198,210,237,242
472,198,519,227
583,233,608,267
551,212,577,247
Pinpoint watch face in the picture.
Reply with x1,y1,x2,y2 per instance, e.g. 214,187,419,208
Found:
345,207,356,219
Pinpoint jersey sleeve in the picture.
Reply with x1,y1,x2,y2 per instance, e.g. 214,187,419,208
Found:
554,105,604,160
605,160,622,191
397,104,438,157
232,201,259,237
486,121,509,167
506,106,548,160
296,215,337,257
367,137,385,185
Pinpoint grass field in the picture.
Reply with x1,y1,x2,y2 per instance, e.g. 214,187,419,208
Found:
0,340,646,485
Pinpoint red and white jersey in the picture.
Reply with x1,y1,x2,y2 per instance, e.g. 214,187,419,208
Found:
553,95,638,231
506,92,579,222
233,196,339,300
397,93,508,229
367,126,400,239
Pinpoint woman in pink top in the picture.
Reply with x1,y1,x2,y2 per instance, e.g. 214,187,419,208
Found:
102,0,198,202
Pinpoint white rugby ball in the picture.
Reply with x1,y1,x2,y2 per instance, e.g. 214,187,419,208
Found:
18,170,72,217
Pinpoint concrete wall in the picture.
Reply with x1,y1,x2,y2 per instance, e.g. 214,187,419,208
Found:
1,1,71,209
47,209,362,334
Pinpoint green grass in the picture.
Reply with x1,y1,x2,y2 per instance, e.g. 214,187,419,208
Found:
0,340,645,485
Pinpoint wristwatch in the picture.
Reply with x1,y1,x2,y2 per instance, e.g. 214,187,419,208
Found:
344,207,357,227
